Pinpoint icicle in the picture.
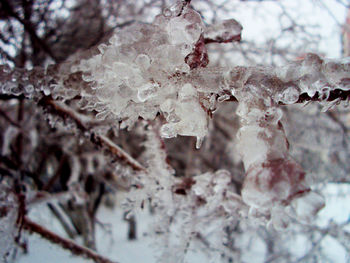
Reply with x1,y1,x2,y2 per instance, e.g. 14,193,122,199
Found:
321,98,341,112
195,136,204,149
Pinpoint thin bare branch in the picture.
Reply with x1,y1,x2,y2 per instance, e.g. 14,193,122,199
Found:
38,96,146,172
0,107,20,127
23,217,118,263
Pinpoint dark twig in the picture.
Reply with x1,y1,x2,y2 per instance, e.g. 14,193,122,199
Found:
0,107,20,127
23,216,118,263
38,96,146,172
0,0,58,61
91,134,146,172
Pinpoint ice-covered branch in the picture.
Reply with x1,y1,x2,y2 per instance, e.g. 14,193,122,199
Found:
224,54,350,109
0,0,348,231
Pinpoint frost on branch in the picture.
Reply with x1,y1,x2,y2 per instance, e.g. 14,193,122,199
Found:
123,123,247,262
122,122,176,222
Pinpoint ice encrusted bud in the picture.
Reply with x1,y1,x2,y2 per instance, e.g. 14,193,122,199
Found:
236,123,288,169
242,158,309,208
235,89,324,227
242,157,324,229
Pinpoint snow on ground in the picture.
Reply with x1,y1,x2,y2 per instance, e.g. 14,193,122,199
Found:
17,182,350,263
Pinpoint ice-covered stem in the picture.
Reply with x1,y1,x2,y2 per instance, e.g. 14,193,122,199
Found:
92,134,146,172
37,96,146,172
234,87,325,228
222,54,350,106
0,62,87,101
235,93,307,206
1,53,348,104
1,37,349,148
23,216,117,263
0,185,18,261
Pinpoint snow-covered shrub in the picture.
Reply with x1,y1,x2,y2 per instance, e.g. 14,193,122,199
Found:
0,0,350,262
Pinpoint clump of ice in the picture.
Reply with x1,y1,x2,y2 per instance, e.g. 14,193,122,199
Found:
74,1,211,143
234,83,325,229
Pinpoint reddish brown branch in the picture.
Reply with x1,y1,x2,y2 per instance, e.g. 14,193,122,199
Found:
91,134,146,172
42,155,68,191
204,34,241,44
23,217,117,263
38,96,146,172
219,88,350,105
38,96,88,131
294,89,350,104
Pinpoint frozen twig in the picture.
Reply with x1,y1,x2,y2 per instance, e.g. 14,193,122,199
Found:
0,107,20,128
92,134,146,172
